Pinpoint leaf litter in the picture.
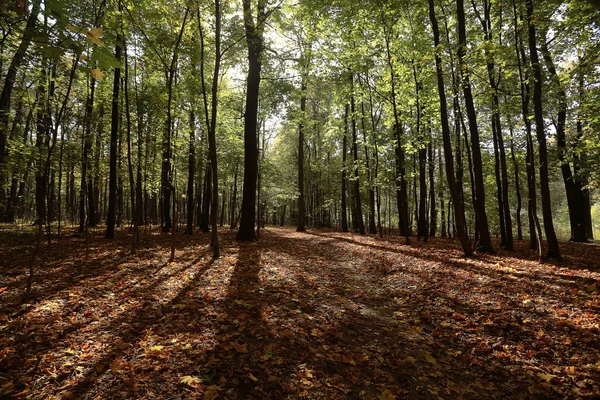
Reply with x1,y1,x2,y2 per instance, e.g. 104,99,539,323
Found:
0,225,599,399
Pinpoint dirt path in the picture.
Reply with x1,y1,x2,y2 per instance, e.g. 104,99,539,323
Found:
0,226,599,399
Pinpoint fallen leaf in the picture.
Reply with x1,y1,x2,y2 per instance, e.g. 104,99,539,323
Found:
379,389,396,400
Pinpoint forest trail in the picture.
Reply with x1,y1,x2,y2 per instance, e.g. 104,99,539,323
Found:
1,226,599,399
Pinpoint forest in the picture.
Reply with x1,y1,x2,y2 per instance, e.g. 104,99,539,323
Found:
0,0,599,398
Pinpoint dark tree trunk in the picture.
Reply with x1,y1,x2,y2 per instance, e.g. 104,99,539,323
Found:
360,96,376,235
526,0,561,259
341,104,349,232
349,72,365,235
475,0,513,249
237,0,265,241
297,76,307,232
230,159,239,228
185,110,196,234
509,124,523,240
457,0,493,252
512,0,540,252
79,78,96,233
106,32,122,239
429,0,473,256
428,140,437,237
208,0,221,256
382,24,409,243
200,163,211,232
541,32,587,243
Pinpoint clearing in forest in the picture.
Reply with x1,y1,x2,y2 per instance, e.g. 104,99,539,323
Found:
0,226,599,399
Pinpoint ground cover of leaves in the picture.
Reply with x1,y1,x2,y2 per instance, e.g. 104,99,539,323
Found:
0,225,599,399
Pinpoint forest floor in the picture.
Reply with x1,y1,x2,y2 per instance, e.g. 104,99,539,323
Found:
0,225,599,399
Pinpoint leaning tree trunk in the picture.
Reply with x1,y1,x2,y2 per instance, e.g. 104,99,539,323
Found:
541,33,587,243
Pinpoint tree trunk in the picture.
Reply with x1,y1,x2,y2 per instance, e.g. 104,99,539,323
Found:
297,75,307,232
185,110,196,234
509,124,523,240
341,104,349,232
429,0,473,256
349,72,365,235
428,139,437,237
512,0,539,252
457,0,493,252
237,0,265,241
106,31,122,239
208,0,221,257
526,0,561,259
541,32,587,243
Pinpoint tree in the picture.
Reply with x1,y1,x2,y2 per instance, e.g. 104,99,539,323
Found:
237,0,267,241
526,0,561,259
429,0,473,257
456,0,493,252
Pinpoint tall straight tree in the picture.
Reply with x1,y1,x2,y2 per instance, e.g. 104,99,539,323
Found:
526,0,561,259
456,0,493,252
429,0,472,256
341,104,349,232
106,6,123,239
297,74,307,232
472,0,513,250
349,72,365,235
207,0,222,257
237,0,266,241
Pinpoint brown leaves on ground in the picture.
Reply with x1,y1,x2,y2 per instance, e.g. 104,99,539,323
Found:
0,225,599,399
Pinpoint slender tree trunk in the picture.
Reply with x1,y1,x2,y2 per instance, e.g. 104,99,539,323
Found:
428,139,436,237
230,158,239,228
349,72,365,234
360,96,376,234
526,0,561,259
297,75,307,232
341,104,349,232
512,0,539,252
508,124,523,240
106,29,122,239
457,0,493,252
429,0,473,256
185,110,195,234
